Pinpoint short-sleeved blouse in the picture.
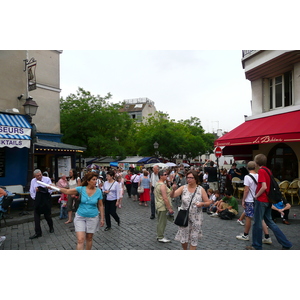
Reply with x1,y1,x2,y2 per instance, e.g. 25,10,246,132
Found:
75,186,102,218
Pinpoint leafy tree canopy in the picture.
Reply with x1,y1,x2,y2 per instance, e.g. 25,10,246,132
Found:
60,88,215,160
60,87,134,158
134,112,215,160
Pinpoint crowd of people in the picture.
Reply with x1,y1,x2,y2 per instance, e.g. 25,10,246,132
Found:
0,155,294,250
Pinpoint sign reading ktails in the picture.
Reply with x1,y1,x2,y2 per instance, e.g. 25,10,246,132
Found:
0,139,31,148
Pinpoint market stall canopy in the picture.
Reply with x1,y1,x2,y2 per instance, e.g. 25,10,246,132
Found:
180,163,190,167
0,113,32,148
144,162,168,168
118,156,145,163
137,157,160,164
166,162,176,167
215,110,300,147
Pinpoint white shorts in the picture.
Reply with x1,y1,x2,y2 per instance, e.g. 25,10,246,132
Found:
74,213,100,233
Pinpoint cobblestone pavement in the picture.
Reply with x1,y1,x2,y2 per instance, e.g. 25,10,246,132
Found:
1,193,300,250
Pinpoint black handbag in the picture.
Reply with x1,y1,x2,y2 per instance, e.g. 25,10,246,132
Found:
174,186,198,227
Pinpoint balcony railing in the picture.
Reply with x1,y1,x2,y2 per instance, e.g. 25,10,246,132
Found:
242,50,259,58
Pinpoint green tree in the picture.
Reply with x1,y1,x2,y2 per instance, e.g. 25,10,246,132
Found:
134,113,214,160
60,87,134,157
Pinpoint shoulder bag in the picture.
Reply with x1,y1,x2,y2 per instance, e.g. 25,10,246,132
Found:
102,181,116,204
174,186,198,227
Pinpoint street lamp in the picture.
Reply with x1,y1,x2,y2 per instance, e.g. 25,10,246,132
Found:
153,141,159,158
23,96,39,118
20,96,38,192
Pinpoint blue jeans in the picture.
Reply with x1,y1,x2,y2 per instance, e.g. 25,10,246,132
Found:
252,201,292,250
60,205,68,219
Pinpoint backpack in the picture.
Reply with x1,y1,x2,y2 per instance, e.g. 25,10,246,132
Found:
1,195,14,211
261,167,283,204
219,209,235,220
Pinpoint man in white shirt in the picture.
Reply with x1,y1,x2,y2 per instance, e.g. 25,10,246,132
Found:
236,161,272,244
29,169,54,239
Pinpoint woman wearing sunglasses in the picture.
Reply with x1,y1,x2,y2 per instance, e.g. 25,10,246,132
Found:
154,170,174,243
171,170,211,250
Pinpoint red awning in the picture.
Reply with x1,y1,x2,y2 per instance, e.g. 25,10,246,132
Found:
215,110,300,147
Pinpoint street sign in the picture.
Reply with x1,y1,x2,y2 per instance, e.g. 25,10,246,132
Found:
215,146,222,158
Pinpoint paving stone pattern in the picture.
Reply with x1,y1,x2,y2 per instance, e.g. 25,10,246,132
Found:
1,193,300,250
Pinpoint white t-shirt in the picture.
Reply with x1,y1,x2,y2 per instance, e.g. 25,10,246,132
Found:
243,173,258,202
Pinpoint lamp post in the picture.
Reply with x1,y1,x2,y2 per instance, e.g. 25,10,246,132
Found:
153,141,159,158
23,96,39,118
22,97,38,191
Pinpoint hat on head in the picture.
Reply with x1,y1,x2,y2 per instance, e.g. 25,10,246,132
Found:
178,170,185,176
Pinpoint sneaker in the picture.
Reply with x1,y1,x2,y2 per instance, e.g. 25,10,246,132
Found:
262,237,272,244
210,213,219,217
157,237,171,243
237,219,245,226
0,236,6,243
207,211,213,215
236,234,249,241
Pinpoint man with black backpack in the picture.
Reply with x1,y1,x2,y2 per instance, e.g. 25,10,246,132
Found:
236,161,272,243
246,154,292,250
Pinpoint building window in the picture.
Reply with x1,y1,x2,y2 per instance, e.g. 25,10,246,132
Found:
268,143,298,181
269,71,292,109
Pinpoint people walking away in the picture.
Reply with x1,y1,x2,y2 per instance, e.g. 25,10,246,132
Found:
29,169,54,239
124,170,132,198
154,170,174,243
150,165,159,219
138,170,151,206
116,175,124,208
246,154,292,250
131,169,140,202
171,170,211,250
57,172,104,250
235,161,272,244
65,169,81,224
204,160,218,191
103,170,120,231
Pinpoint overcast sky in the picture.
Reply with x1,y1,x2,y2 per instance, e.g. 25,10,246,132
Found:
60,50,252,133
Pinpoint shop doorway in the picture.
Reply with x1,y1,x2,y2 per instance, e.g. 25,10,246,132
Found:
268,143,298,181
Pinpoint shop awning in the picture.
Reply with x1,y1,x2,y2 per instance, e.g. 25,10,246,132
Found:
34,139,86,152
0,113,32,148
215,110,300,147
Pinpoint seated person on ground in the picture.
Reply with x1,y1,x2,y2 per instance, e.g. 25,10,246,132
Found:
0,187,8,212
207,190,221,214
211,190,238,217
271,199,291,225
